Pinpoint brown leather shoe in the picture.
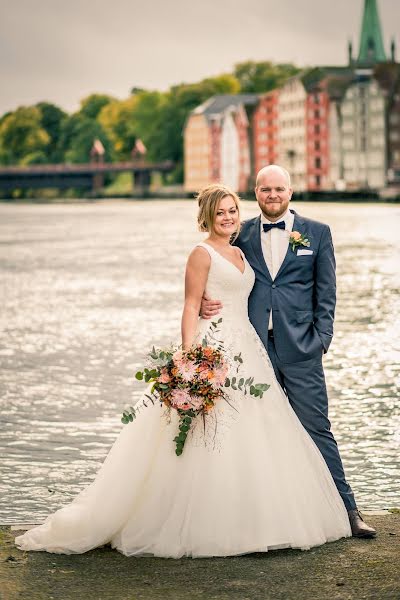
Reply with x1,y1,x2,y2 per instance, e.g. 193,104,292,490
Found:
348,509,377,538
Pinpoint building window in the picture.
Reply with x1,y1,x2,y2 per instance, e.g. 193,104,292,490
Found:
315,140,320,151
315,157,321,169
315,124,320,134
315,175,321,187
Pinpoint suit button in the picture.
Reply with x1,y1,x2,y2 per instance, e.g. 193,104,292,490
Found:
272,284,276,289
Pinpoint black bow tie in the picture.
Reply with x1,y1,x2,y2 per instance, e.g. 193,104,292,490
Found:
263,221,286,233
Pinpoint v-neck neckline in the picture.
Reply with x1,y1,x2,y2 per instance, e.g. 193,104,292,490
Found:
200,242,246,275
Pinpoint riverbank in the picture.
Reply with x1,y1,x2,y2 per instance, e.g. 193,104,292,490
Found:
1,188,400,203
1,513,399,600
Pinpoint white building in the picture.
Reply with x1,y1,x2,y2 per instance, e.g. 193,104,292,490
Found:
278,77,307,191
341,78,386,189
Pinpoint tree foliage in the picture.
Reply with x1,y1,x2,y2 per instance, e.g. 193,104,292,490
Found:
98,96,138,160
234,61,300,93
36,102,67,162
79,94,115,120
0,106,50,165
0,61,300,175
58,113,113,163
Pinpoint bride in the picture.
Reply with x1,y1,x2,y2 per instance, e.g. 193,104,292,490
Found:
15,184,351,557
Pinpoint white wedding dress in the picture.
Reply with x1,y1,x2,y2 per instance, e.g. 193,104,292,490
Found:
15,242,351,557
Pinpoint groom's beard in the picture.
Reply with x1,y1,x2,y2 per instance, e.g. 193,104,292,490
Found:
260,204,288,220
256,194,290,221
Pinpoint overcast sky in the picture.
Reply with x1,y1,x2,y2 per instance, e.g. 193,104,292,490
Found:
1,0,399,115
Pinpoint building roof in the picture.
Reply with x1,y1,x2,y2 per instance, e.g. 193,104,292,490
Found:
192,94,259,118
301,67,354,100
373,62,400,95
357,0,387,64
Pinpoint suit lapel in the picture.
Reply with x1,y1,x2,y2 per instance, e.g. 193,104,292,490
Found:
275,211,307,280
249,216,273,281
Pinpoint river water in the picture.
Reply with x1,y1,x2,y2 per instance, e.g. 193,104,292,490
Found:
0,200,399,523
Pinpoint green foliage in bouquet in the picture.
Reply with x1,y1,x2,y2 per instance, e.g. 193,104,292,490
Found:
122,320,270,456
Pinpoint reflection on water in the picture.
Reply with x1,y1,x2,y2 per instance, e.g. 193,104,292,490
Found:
0,200,399,523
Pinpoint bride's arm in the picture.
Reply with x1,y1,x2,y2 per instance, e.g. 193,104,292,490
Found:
181,247,210,350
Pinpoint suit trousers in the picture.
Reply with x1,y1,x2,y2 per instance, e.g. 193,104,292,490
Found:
267,336,356,511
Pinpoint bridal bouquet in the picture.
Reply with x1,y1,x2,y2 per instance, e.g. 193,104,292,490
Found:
122,319,269,456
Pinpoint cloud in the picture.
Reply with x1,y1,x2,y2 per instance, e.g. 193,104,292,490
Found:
1,0,399,114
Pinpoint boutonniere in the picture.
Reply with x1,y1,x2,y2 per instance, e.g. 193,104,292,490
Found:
289,231,310,252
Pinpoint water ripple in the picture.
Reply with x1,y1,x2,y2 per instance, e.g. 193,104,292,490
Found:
0,200,399,522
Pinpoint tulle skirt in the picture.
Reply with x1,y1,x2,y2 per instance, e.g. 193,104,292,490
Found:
15,320,351,557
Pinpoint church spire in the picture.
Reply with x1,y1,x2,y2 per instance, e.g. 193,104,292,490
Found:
357,0,387,64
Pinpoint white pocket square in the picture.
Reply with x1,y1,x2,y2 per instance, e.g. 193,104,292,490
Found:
297,249,313,256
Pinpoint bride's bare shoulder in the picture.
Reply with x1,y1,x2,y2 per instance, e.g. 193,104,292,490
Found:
186,245,211,270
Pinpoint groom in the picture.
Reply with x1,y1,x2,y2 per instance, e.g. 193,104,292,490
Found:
202,164,376,538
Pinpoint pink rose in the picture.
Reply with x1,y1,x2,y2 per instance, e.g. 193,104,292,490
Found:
189,395,204,410
210,365,228,387
172,350,184,368
178,360,197,382
170,388,191,410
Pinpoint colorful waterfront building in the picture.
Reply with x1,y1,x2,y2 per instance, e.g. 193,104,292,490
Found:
252,90,279,179
387,72,400,182
274,78,307,191
301,67,353,191
184,0,399,193
184,95,258,193
341,76,387,189
340,0,399,190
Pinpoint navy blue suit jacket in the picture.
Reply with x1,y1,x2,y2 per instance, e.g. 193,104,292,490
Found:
234,210,336,363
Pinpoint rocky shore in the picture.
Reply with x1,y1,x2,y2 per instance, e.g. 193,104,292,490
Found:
0,512,399,600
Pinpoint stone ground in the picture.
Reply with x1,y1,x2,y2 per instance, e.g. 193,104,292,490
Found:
0,514,399,600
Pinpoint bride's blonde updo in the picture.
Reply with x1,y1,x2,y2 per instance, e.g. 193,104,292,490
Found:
196,183,241,241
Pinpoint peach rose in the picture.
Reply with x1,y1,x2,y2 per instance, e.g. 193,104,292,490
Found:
158,368,171,384
290,231,302,241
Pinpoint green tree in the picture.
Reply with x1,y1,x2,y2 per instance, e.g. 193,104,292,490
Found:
127,91,166,160
234,61,300,93
79,94,115,120
98,96,138,160
0,106,50,165
58,113,113,163
36,102,67,162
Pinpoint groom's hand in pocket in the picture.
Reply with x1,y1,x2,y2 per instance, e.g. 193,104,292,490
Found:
200,294,223,319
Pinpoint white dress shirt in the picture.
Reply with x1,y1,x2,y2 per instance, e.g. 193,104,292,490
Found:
260,209,294,330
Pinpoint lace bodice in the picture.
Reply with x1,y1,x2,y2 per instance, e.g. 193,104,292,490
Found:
196,242,255,323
